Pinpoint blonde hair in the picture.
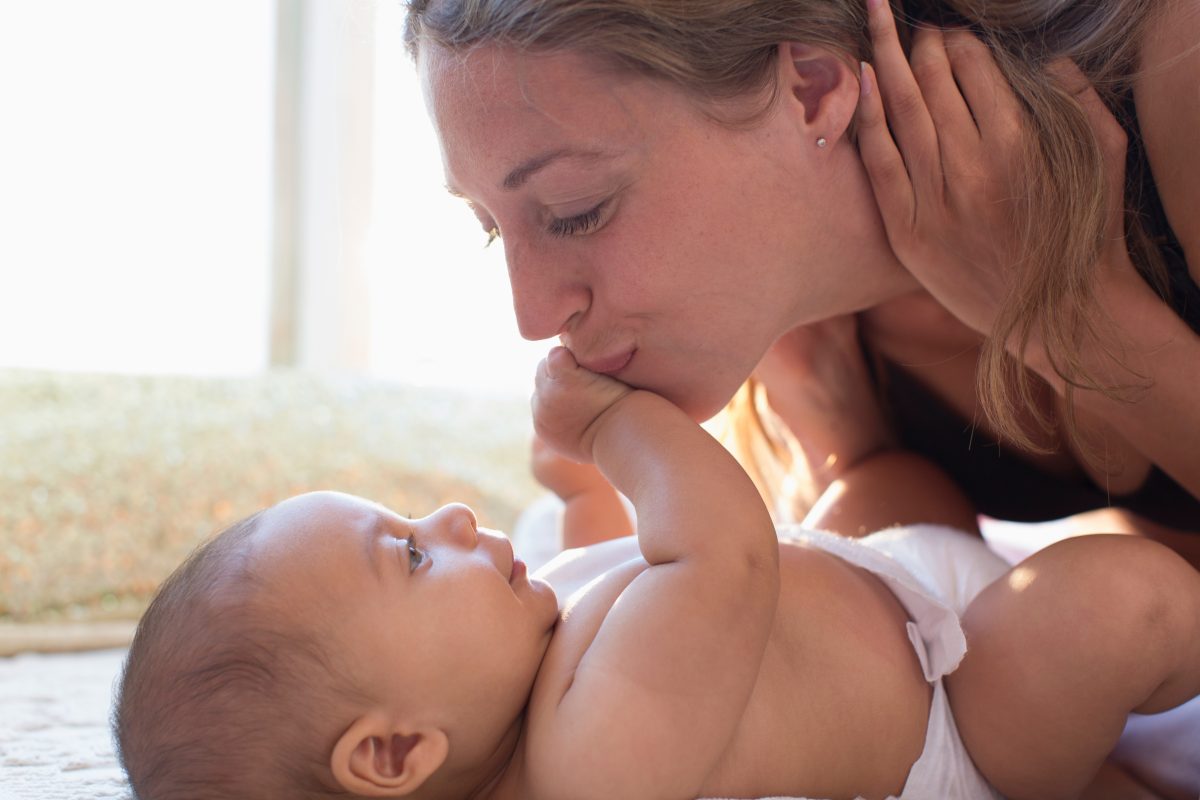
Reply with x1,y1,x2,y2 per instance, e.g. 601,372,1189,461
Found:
706,380,820,523
406,0,1173,505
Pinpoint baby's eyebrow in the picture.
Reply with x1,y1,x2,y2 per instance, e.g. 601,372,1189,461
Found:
363,515,387,582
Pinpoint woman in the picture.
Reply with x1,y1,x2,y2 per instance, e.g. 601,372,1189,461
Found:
403,0,1199,546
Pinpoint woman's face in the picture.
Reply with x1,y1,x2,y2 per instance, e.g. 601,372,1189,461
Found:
421,44,901,420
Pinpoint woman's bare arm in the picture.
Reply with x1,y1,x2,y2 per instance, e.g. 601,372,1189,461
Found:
856,0,1200,504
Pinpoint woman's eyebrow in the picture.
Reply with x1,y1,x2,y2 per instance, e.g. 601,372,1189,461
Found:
443,148,616,198
502,148,611,190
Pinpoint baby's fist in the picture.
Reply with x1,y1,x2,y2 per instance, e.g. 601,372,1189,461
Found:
532,347,632,463
531,435,613,500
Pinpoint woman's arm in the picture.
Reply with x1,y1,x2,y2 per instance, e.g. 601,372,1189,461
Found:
855,0,1200,502
1134,0,1200,289
1028,266,1200,500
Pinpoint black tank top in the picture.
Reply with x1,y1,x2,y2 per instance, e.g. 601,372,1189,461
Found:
880,95,1200,530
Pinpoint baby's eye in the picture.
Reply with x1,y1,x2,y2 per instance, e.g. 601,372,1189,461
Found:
406,538,426,572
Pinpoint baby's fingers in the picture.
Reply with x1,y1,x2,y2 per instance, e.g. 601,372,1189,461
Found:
533,346,633,462
536,345,578,385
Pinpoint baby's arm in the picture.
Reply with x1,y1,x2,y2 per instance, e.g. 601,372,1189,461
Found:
530,435,632,548
531,347,780,799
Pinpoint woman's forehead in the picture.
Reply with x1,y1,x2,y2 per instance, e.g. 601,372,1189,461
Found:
421,44,689,194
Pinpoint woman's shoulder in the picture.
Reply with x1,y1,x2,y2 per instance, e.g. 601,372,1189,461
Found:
1133,0,1200,288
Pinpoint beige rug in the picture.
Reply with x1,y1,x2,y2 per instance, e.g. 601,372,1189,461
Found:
0,649,130,800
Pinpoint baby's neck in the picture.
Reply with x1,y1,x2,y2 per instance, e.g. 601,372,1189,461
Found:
459,712,531,800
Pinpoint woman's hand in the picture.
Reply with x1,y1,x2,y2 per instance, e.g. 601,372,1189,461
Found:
854,0,1132,340
532,346,633,464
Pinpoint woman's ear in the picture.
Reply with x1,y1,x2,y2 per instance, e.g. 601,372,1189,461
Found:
330,713,450,797
775,42,861,144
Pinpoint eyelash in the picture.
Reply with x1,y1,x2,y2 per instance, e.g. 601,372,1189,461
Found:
472,199,611,246
548,201,609,238
405,535,425,572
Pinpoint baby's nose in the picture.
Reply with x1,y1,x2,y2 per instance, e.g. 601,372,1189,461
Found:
431,503,478,547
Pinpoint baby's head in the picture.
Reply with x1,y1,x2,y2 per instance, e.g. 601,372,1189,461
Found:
115,491,559,799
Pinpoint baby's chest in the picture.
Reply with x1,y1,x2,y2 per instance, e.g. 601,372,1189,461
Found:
526,558,648,711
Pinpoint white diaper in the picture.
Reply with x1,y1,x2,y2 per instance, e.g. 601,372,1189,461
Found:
702,523,1008,800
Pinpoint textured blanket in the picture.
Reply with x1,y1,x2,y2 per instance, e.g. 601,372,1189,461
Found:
0,649,130,800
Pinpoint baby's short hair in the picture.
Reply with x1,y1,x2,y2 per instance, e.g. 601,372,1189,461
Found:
114,511,370,800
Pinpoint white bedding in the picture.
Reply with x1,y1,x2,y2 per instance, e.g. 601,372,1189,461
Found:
0,649,130,800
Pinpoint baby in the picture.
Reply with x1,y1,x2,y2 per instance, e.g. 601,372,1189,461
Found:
115,347,1200,800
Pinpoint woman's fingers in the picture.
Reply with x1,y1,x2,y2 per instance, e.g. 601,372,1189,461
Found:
943,30,1025,148
1046,58,1129,249
1046,58,1126,161
910,26,978,140
864,0,941,189
856,61,916,232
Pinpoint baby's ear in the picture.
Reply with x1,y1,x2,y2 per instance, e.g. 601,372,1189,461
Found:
330,713,449,797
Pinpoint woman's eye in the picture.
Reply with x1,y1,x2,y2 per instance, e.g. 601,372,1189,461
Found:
406,539,425,571
483,225,500,248
548,200,610,238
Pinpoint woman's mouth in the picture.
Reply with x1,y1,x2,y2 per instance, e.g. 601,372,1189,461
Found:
578,348,635,376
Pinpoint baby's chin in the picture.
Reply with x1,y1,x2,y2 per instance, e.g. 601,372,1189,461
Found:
530,577,560,619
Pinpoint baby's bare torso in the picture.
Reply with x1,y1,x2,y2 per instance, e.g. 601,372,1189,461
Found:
525,540,931,799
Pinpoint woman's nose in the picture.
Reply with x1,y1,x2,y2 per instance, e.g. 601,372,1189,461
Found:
425,503,478,548
506,242,590,341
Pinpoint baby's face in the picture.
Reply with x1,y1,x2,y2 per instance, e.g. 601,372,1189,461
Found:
247,491,559,762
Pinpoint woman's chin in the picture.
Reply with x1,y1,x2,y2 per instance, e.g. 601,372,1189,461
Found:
623,357,750,422
660,382,740,423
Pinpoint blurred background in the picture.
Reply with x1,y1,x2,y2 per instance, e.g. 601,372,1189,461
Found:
0,0,547,636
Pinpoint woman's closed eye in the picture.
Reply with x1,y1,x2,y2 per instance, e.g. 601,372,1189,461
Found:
548,199,612,238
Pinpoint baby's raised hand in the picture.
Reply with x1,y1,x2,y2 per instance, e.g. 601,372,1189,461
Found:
531,435,613,501
532,346,633,464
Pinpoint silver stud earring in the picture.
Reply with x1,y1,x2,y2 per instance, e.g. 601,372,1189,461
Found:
816,137,828,148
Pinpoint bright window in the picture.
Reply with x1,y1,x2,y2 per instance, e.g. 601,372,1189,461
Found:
0,1,545,395
0,1,275,376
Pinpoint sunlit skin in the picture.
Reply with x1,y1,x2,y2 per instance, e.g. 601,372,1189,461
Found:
421,44,918,421
246,492,558,796
220,363,1200,799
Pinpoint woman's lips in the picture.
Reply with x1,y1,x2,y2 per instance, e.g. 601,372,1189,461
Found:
578,348,635,376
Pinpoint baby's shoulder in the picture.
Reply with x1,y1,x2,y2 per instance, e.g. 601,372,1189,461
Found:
530,552,648,705
517,553,649,796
